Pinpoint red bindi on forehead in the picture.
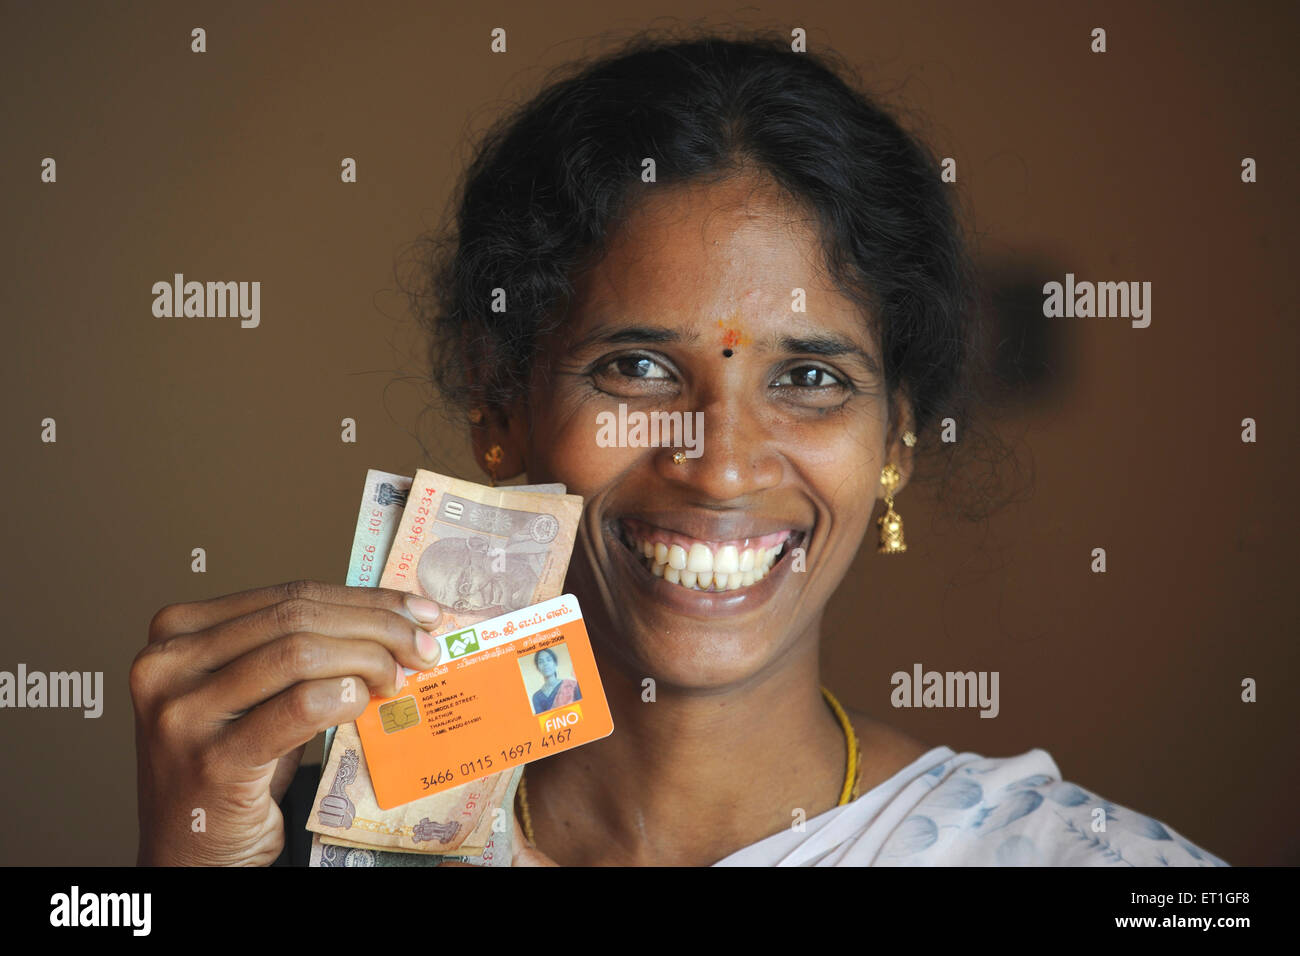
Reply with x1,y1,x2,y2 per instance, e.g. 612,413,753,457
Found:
716,311,750,354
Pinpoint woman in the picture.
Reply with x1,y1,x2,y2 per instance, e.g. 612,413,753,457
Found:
530,648,582,715
131,32,1225,866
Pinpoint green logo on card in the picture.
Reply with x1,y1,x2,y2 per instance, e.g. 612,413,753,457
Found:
445,628,479,659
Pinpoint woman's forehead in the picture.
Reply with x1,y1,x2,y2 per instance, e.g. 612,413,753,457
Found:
596,178,825,280
562,199,868,341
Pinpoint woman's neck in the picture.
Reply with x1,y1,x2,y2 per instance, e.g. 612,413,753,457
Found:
522,626,846,866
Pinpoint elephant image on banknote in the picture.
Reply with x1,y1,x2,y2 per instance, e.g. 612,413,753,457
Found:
417,532,548,613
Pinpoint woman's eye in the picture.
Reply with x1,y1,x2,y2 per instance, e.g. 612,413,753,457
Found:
607,355,671,379
588,354,676,396
774,365,844,388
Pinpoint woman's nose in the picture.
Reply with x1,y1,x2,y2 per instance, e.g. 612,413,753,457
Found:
654,390,783,498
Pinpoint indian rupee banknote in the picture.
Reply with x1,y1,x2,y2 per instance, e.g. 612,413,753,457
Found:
307,470,576,866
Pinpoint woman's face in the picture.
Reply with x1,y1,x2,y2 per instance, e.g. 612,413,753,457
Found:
537,652,558,678
518,172,908,690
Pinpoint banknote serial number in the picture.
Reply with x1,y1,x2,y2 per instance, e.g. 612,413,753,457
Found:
404,487,436,547
392,490,437,584
355,542,378,584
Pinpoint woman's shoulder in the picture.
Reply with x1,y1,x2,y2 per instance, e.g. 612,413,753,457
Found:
871,745,1229,867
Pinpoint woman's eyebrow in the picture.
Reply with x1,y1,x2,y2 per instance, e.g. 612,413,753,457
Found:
571,324,702,349
773,332,881,376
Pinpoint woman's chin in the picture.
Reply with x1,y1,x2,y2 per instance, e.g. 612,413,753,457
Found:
601,627,781,691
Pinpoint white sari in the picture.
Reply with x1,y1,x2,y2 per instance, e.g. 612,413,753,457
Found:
713,746,1227,867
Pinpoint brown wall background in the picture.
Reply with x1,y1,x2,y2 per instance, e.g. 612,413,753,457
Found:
1,0,1295,865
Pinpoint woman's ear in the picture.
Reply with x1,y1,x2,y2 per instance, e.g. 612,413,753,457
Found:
462,340,530,484
881,400,917,499
468,399,529,484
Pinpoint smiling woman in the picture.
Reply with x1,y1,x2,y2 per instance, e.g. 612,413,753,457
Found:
129,29,1230,870
391,30,1229,867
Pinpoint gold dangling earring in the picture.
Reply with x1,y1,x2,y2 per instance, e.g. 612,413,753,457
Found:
877,463,907,554
484,444,504,487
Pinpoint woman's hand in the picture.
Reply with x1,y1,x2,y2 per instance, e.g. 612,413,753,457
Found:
131,580,443,866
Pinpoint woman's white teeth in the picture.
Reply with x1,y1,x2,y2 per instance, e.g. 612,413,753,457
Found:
711,545,738,574
633,535,786,591
687,543,713,572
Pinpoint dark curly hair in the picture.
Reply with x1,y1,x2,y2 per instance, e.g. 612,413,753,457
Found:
403,28,1020,521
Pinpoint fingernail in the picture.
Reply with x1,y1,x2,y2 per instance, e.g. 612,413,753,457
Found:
405,594,442,623
416,631,440,664
395,661,407,693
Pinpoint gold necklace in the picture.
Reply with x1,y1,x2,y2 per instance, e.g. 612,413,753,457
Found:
516,685,861,847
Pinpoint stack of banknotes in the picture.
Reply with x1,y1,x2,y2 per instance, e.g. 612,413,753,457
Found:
306,468,582,867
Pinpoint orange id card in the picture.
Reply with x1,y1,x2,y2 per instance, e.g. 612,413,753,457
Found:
355,594,614,809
